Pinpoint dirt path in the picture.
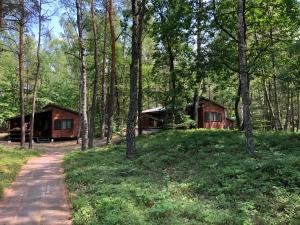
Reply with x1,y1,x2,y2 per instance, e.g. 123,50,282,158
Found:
0,136,122,225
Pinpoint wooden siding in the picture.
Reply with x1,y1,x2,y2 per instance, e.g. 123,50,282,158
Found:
51,107,80,139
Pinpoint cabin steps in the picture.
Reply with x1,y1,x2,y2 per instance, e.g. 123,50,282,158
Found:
36,137,51,143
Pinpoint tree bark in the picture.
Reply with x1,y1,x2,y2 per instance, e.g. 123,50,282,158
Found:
100,1,107,139
284,89,291,131
29,0,42,149
234,77,242,130
263,79,276,129
237,0,254,153
19,0,25,148
126,0,145,158
297,92,300,132
194,0,204,128
76,0,89,151
0,0,3,29
137,39,143,135
106,0,116,144
88,0,99,148
167,39,176,125
193,88,201,127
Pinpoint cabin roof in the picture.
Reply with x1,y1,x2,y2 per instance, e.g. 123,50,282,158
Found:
142,107,166,114
187,96,226,109
198,96,226,109
142,97,227,114
7,104,79,121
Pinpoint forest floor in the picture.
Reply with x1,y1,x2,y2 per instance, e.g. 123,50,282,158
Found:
64,129,300,225
0,135,121,225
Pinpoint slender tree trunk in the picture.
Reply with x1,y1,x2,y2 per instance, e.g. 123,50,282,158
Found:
194,0,204,129
115,76,121,130
235,77,242,130
166,40,176,125
19,0,25,148
193,88,201,127
126,0,145,158
100,2,107,139
237,0,254,153
88,0,99,148
29,0,42,149
263,79,276,129
291,89,295,132
297,92,300,132
0,0,3,29
106,0,116,144
137,40,143,135
76,0,89,151
284,89,291,131
273,75,282,130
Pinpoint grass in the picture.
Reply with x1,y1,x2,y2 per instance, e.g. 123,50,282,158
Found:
0,145,39,198
64,130,300,225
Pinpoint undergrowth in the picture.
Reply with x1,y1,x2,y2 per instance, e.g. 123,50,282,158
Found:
64,130,300,225
0,146,39,198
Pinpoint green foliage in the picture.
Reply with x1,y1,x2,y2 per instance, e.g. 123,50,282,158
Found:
0,146,39,198
64,130,300,225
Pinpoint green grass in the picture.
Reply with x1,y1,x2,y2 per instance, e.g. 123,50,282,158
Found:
0,146,39,198
64,130,300,225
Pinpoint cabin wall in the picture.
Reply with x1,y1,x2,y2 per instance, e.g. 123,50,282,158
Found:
201,101,225,129
51,108,80,139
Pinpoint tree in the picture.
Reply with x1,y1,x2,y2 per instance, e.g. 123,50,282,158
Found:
18,0,26,148
126,0,146,158
106,0,116,144
88,0,99,148
29,0,43,149
100,1,107,139
76,0,89,151
237,0,254,153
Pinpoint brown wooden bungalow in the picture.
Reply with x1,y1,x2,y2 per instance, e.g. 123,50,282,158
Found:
141,96,234,129
7,104,80,142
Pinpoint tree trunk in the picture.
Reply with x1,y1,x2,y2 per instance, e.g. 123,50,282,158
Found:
19,0,25,148
167,40,176,125
126,0,145,158
193,88,201,128
234,77,242,130
284,89,291,131
106,0,116,144
297,92,300,132
263,79,276,129
0,0,3,29
137,40,143,135
76,0,89,151
100,2,107,139
29,0,42,149
194,0,204,129
88,0,99,148
290,89,295,132
237,0,254,153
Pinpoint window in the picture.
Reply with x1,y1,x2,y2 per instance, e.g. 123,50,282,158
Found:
204,112,222,122
54,119,73,130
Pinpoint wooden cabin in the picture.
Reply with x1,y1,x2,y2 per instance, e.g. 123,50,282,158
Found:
140,107,166,129
8,104,80,142
141,97,234,129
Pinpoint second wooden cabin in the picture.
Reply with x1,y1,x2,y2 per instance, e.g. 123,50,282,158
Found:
141,96,234,129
